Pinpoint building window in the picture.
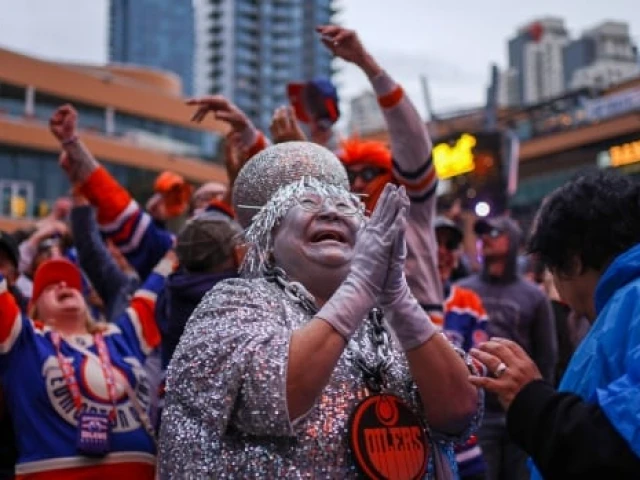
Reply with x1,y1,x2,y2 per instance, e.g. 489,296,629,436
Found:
0,83,26,118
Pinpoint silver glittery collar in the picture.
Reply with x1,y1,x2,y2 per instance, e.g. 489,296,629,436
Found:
239,177,364,277
263,265,393,392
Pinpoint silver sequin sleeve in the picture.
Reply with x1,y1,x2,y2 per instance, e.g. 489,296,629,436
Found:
159,278,478,479
162,278,295,435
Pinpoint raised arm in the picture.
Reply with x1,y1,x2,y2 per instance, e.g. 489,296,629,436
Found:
70,199,131,320
49,106,173,280
316,25,435,199
116,251,176,359
318,25,443,314
187,95,269,162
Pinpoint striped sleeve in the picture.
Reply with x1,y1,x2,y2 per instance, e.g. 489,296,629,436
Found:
78,166,174,280
371,72,437,203
371,71,442,308
117,258,173,357
0,277,22,355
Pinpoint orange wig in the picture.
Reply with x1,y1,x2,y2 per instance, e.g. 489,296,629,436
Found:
337,138,393,171
337,138,394,212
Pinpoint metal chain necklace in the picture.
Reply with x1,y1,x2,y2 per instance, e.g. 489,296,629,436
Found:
264,266,393,392
265,267,434,480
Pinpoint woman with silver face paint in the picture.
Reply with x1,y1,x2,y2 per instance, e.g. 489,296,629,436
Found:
159,142,482,479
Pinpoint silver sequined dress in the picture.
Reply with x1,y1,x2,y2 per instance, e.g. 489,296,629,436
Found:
159,278,473,479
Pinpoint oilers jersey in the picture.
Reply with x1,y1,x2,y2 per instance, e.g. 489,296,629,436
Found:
0,262,170,480
440,284,489,477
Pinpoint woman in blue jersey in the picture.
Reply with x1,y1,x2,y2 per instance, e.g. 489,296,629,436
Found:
0,252,174,480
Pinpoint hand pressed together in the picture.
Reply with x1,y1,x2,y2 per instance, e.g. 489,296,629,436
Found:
348,183,408,304
379,186,411,307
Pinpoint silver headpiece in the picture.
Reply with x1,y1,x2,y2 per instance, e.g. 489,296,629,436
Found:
232,141,350,228
240,176,363,277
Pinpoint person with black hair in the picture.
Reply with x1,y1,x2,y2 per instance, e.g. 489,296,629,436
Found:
469,169,640,479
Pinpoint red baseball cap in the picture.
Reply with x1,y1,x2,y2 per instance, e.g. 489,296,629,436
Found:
31,258,82,305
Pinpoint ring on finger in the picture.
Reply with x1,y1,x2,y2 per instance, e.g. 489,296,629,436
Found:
493,362,508,378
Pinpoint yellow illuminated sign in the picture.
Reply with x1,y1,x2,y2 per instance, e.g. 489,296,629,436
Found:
38,201,50,218
610,140,640,167
10,196,27,218
432,133,477,179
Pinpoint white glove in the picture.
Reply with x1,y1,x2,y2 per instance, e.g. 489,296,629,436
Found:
317,184,405,339
381,187,438,351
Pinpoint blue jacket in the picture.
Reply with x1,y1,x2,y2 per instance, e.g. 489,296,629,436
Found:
530,242,640,479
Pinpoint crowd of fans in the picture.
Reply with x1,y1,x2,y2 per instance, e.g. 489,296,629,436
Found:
0,24,638,480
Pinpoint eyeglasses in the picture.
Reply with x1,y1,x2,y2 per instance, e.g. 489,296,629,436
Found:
346,166,385,185
296,192,361,216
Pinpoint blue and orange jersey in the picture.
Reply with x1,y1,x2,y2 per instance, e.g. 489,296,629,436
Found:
440,284,489,476
78,166,174,281
0,259,171,479
441,284,489,352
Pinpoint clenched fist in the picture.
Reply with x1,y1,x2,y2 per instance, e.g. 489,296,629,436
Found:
49,104,78,143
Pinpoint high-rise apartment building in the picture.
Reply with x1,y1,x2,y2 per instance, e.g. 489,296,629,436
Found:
497,68,520,107
564,22,639,90
508,17,569,105
109,0,195,95
505,18,639,106
194,0,337,131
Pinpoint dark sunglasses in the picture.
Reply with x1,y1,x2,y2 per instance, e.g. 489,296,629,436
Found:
481,228,504,239
38,236,60,253
346,166,385,185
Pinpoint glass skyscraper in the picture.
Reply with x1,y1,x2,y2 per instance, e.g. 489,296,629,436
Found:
109,0,195,95
194,0,337,131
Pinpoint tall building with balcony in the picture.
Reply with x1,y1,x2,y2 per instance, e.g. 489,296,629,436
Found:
564,21,639,90
0,47,227,231
194,0,337,132
508,17,570,105
109,0,195,95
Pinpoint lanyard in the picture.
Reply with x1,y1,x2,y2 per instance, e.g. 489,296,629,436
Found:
51,332,118,422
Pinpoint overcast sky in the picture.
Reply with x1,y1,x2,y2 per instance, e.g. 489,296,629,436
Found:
0,0,638,116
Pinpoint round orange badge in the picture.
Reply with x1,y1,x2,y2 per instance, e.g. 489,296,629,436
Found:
348,394,429,480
